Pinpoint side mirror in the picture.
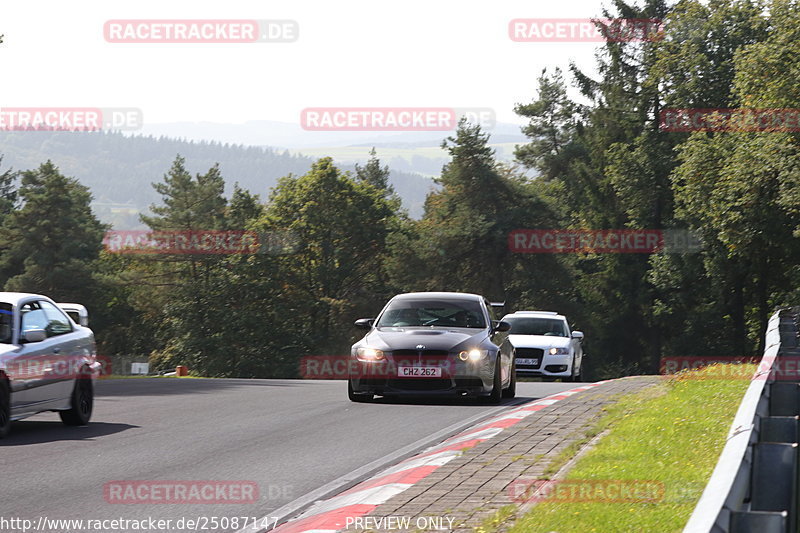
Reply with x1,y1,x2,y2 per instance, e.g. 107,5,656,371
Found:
493,320,512,332
23,329,47,343
354,318,375,330
571,331,584,340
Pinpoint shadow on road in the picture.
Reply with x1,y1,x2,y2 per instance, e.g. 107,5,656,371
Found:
0,421,137,446
367,395,536,407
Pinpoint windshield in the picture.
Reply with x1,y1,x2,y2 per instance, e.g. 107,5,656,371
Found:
377,299,486,328
505,317,569,337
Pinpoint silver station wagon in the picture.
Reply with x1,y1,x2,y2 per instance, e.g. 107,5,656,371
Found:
0,292,100,437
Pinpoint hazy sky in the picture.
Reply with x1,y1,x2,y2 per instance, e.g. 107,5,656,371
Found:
4,0,612,127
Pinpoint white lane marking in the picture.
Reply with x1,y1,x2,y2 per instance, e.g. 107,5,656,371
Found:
531,398,559,406
431,427,504,448
379,449,461,476
297,483,412,518
489,409,535,421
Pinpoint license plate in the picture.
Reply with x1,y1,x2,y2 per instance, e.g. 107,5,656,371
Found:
398,366,442,377
516,358,539,366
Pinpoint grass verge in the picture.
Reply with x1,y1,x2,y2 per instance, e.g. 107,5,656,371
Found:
497,365,754,533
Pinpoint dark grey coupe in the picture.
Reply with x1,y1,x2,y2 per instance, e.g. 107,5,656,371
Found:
348,292,515,403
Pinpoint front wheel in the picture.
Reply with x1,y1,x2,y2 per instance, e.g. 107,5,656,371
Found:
348,380,373,403
502,361,516,399
481,358,503,404
60,376,93,426
573,359,583,382
564,356,578,382
0,378,10,438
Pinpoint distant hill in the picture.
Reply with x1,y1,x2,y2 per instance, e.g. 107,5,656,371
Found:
0,131,437,228
137,119,527,150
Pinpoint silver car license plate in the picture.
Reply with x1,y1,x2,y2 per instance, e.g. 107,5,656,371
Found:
516,358,539,366
398,366,442,377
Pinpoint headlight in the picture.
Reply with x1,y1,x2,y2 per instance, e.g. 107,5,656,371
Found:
458,349,488,362
549,347,569,355
356,347,385,362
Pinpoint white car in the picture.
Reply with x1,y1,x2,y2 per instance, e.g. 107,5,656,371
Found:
501,311,584,381
57,303,89,327
0,292,100,437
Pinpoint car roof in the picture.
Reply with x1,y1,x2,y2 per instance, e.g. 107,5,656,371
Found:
57,303,87,311
505,310,567,320
391,292,485,302
0,292,54,306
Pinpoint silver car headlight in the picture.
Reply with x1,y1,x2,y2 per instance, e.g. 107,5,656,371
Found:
549,347,569,355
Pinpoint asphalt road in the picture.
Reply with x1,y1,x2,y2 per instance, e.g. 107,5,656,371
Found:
0,378,580,532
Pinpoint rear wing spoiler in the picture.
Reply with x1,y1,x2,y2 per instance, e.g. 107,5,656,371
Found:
490,302,505,309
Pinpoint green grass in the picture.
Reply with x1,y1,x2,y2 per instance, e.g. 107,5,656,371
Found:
501,365,753,533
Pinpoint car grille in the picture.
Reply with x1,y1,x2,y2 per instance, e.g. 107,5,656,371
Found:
388,379,452,391
391,350,449,356
515,347,544,369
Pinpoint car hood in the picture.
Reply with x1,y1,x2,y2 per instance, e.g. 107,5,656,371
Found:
508,334,571,348
361,327,488,352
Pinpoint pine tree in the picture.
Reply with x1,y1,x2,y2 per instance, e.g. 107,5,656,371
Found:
0,161,106,301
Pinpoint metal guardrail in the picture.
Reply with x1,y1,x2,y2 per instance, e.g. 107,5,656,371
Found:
684,307,800,533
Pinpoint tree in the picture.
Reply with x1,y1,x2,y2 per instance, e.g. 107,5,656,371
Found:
355,148,394,195
394,119,565,315
0,156,18,219
514,68,579,182
141,155,227,232
0,161,106,302
260,157,399,355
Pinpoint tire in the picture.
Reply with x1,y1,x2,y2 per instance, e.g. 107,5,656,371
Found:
574,359,583,382
565,357,578,382
0,378,10,438
348,380,373,403
60,375,93,426
502,360,516,399
481,358,503,404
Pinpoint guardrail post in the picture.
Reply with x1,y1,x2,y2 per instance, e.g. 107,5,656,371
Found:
760,417,800,444
770,383,800,416
730,510,788,533
750,442,798,532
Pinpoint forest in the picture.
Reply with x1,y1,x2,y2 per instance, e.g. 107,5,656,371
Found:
0,0,797,379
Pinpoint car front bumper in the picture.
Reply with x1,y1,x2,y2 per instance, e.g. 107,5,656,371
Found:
349,356,495,396
515,352,572,378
